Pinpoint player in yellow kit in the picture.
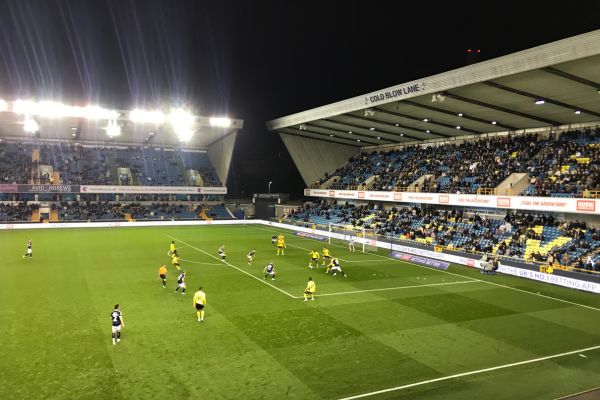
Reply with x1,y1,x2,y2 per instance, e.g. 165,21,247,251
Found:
321,247,331,265
304,277,316,302
158,264,168,288
276,235,286,256
168,240,176,256
171,250,181,270
193,287,207,322
308,250,319,269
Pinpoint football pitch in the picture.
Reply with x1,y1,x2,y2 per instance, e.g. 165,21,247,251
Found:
1,224,600,400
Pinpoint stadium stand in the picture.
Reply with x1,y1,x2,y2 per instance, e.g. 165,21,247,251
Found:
0,140,222,187
316,127,600,198
288,200,600,271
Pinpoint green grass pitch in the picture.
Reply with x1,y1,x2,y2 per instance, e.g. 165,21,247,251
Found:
1,223,600,400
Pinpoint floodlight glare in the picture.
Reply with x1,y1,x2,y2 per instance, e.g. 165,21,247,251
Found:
169,108,195,142
105,119,121,137
209,117,232,128
0,99,8,112
13,99,119,120
130,109,166,124
23,116,39,133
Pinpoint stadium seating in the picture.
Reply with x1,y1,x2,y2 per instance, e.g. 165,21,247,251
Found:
0,140,222,187
289,201,600,271
316,127,600,198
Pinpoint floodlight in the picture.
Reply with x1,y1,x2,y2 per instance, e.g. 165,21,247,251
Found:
105,119,121,137
0,99,8,112
535,100,545,105
130,109,166,124
169,108,195,142
574,110,581,115
23,116,39,133
209,117,232,128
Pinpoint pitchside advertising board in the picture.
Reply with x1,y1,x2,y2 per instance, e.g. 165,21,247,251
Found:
1,218,598,294
0,184,227,194
304,189,599,214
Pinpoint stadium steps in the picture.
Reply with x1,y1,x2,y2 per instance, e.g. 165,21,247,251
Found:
31,209,40,222
50,209,59,222
31,148,40,162
495,172,529,195
174,154,189,185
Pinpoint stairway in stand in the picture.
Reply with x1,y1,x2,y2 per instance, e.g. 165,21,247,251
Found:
31,209,40,222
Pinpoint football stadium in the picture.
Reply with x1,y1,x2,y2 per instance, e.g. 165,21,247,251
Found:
1,4,600,400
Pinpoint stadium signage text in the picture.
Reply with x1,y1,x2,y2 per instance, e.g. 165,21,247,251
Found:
26,184,77,193
304,189,600,215
79,185,227,195
365,82,424,104
389,251,450,270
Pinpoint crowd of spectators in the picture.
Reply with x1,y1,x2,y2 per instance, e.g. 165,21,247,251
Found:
0,140,222,187
290,200,600,270
317,127,600,197
0,202,39,221
55,202,203,221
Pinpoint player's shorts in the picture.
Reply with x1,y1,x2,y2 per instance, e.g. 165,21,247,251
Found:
247,255,253,262
311,257,318,261
111,324,122,333
27,249,32,254
219,252,226,257
195,303,205,311
173,263,180,268
304,290,313,295
323,255,330,259
330,266,341,272
159,274,166,279
277,245,284,249
178,282,186,288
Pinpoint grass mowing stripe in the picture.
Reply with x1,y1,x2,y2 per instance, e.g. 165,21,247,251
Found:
315,280,479,297
252,225,600,313
337,344,600,400
167,235,298,299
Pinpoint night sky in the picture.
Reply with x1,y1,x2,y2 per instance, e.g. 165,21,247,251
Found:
0,1,598,198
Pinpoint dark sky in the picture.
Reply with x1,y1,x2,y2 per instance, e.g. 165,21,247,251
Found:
0,1,598,198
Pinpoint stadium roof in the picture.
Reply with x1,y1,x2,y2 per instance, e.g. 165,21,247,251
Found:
0,106,243,148
267,30,600,148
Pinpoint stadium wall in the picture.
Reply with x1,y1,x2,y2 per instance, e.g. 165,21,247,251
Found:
279,133,358,186
2,219,598,294
207,131,238,185
304,188,600,215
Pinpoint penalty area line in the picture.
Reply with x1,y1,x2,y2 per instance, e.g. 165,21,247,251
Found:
167,235,298,299
337,344,600,400
316,280,478,297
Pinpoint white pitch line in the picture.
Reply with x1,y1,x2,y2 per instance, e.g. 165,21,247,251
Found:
337,344,600,400
250,225,600,313
180,259,223,266
167,235,297,299
315,280,478,297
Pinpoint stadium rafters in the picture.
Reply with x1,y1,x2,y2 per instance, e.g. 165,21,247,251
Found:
267,29,600,146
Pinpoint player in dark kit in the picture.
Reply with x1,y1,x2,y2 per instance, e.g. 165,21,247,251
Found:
22,239,32,259
175,271,186,294
110,304,125,345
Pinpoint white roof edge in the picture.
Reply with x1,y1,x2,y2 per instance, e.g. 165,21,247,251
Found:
266,29,600,131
